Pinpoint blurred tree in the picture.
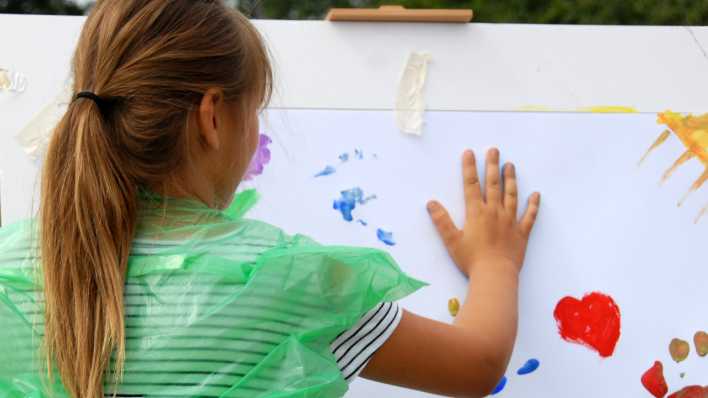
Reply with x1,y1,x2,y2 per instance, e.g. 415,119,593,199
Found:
0,0,83,14
1,0,707,25
255,0,708,25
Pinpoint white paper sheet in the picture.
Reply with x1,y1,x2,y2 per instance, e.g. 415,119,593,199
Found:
243,109,707,398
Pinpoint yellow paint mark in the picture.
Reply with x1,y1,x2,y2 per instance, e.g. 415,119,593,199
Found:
662,151,695,184
0,69,10,90
579,106,639,113
517,105,638,113
517,105,553,112
448,297,460,317
641,111,708,222
639,129,671,166
697,205,708,224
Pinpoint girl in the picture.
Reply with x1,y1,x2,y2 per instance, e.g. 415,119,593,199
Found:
0,1,540,397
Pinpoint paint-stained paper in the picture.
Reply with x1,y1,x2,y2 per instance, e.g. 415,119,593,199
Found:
395,52,431,136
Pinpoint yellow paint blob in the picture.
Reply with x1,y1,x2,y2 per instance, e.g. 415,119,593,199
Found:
517,105,553,112
516,105,638,113
448,297,460,317
579,106,638,113
641,111,708,222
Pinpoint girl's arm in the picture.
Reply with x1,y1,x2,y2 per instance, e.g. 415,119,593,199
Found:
361,148,541,397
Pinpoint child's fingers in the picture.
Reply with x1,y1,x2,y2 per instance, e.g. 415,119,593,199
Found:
462,150,482,214
503,163,518,216
520,192,541,237
427,200,460,248
485,148,502,204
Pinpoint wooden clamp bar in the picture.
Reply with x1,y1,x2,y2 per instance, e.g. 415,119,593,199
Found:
326,5,473,23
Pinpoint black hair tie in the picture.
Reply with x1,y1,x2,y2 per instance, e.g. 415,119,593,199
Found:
74,91,106,107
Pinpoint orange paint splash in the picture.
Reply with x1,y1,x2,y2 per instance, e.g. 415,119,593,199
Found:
641,111,708,222
695,331,708,357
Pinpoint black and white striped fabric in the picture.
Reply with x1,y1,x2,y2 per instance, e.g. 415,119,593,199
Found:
102,302,401,397
331,301,402,383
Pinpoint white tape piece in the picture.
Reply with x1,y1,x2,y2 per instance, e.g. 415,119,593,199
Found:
395,52,431,136
16,78,73,162
0,68,28,93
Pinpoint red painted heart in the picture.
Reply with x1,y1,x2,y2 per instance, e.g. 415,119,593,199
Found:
553,291,621,357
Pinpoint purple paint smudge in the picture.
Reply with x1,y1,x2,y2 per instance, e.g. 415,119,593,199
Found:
244,134,272,180
376,228,395,246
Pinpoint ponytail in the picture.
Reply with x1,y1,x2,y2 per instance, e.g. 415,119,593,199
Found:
40,96,135,398
38,1,273,396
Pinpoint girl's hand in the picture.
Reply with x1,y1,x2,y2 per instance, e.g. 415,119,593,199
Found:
427,148,540,277
362,148,541,397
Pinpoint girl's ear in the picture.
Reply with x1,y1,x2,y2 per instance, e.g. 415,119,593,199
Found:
197,88,223,151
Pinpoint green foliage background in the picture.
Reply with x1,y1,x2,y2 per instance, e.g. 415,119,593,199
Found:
251,0,708,25
1,0,707,25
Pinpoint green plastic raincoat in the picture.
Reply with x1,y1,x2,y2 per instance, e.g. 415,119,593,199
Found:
0,189,425,397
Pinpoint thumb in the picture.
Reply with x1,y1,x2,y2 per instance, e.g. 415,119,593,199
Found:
427,200,461,250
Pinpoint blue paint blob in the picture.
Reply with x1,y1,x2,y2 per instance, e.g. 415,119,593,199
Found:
376,228,396,246
314,165,336,177
516,358,540,375
333,196,356,221
357,219,368,226
354,149,364,159
333,188,375,221
339,152,349,162
491,375,507,395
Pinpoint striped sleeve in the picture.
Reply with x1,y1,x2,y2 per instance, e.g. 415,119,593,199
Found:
330,301,403,383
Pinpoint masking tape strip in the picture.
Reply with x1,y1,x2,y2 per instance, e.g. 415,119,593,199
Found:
0,68,28,93
395,52,431,136
16,79,73,161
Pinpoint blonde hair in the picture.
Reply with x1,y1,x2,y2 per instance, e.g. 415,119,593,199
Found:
39,1,271,397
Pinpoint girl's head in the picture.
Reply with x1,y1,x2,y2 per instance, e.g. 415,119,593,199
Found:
39,1,271,397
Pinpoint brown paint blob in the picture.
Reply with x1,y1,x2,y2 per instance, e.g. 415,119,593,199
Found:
669,338,690,363
694,331,708,357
